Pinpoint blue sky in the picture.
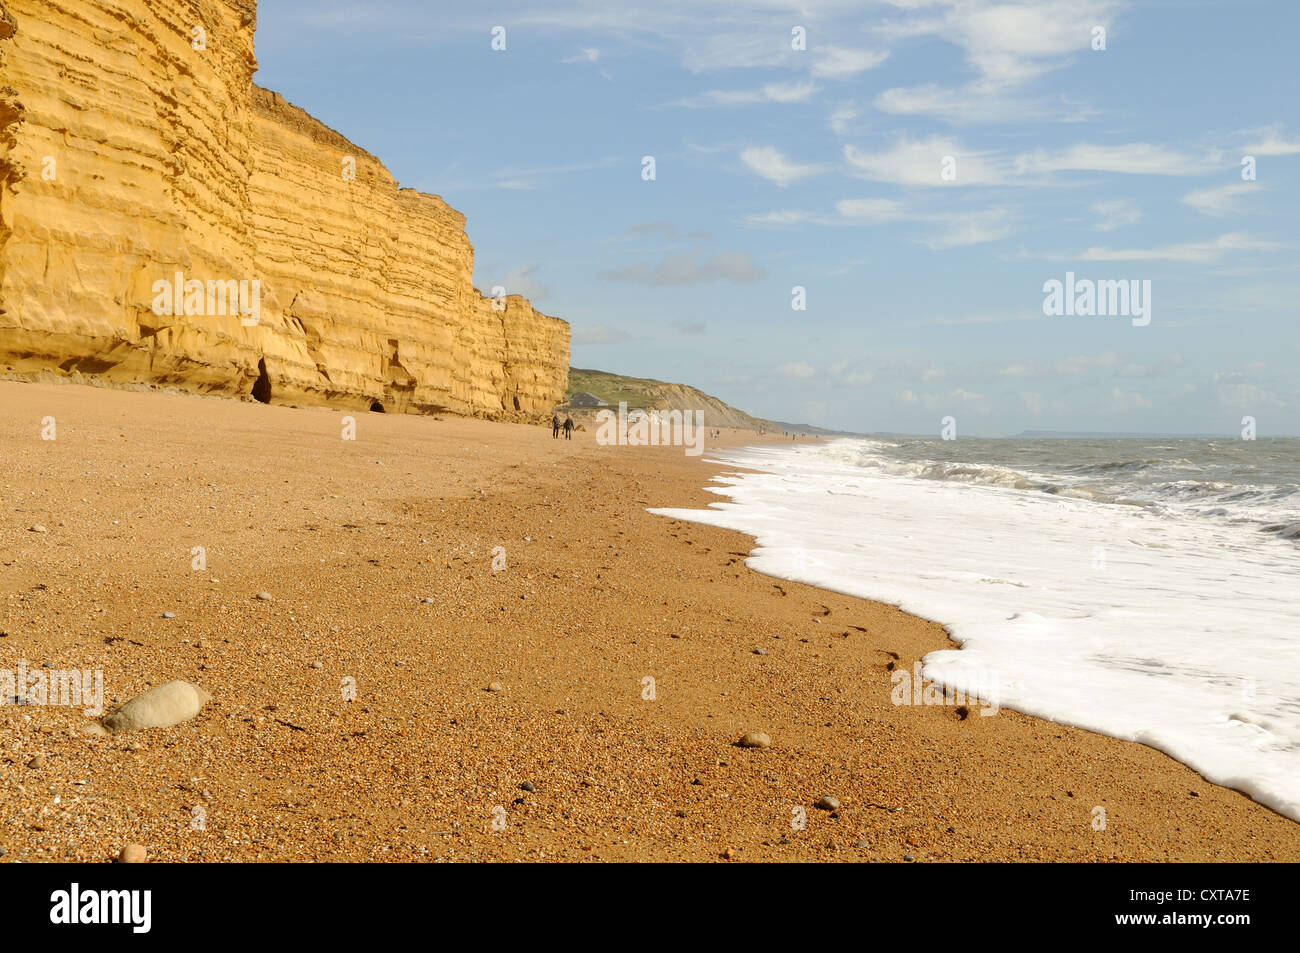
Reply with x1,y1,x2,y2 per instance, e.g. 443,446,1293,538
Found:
252,0,1298,435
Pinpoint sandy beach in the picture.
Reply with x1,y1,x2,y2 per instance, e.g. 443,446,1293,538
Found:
2,379,1297,862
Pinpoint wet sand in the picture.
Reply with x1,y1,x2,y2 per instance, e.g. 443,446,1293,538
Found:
1,379,1297,861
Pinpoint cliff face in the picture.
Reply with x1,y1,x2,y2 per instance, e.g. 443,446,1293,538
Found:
0,0,569,417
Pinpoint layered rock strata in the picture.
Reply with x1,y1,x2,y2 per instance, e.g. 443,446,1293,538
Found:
0,0,569,417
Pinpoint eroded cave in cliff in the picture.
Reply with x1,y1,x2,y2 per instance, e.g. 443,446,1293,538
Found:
252,358,271,404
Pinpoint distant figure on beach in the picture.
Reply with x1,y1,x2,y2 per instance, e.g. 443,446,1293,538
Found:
552,415,560,439
563,416,574,440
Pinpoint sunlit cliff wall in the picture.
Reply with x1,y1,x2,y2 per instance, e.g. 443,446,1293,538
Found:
0,0,569,417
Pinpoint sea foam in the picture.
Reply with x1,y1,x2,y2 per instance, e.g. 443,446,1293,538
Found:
651,438,1300,822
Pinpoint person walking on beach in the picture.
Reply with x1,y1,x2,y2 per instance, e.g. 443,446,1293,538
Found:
563,416,574,440
552,415,560,439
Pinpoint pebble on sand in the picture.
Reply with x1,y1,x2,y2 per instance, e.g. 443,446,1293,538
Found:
737,732,771,749
815,796,840,811
255,592,272,601
162,611,175,619
117,844,147,864
520,781,535,792
29,525,47,533
310,661,324,669
486,682,504,692
102,680,212,733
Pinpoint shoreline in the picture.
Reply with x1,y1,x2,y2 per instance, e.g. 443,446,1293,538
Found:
1,380,1297,861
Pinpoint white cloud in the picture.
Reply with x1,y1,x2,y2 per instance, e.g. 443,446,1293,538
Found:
828,101,860,136
1180,183,1257,217
739,198,907,227
811,46,889,78
1091,199,1142,231
489,155,620,189
1071,232,1282,263
1239,124,1300,156
682,31,796,73
835,198,908,222
1016,143,1213,176
877,0,1123,87
844,136,1006,186
561,48,601,64
845,137,1219,187
674,80,818,108
924,209,1015,249
740,146,826,186
874,82,1077,125
599,249,767,284
775,360,817,379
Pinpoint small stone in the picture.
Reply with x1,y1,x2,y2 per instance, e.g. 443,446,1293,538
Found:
102,681,212,733
310,661,323,670
421,597,435,604
815,796,840,811
118,844,147,864
722,847,735,860
486,682,503,692
26,756,42,769
162,611,175,619
29,525,47,534
520,781,535,792
255,592,272,601
752,647,766,655
737,731,771,749
0,847,7,857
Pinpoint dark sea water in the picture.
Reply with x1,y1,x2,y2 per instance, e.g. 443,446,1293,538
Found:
857,437,1300,539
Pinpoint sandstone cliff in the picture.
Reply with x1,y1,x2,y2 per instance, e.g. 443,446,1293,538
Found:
0,0,569,418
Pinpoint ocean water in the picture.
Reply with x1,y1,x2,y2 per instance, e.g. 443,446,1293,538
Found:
650,437,1300,822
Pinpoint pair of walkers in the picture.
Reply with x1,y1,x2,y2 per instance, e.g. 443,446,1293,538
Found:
552,415,574,440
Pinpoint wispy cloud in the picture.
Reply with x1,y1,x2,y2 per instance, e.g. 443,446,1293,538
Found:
1049,232,1283,263
828,101,860,136
672,80,818,109
1015,142,1215,176
811,46,889,78
488,155,620,189
1239,123,1300,156
923,208,1016,249
1180,183,1258,217
844,136,1007,186
1091,199,1142,231
599,249,766,285
775,360,817,380
740,146,826,186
